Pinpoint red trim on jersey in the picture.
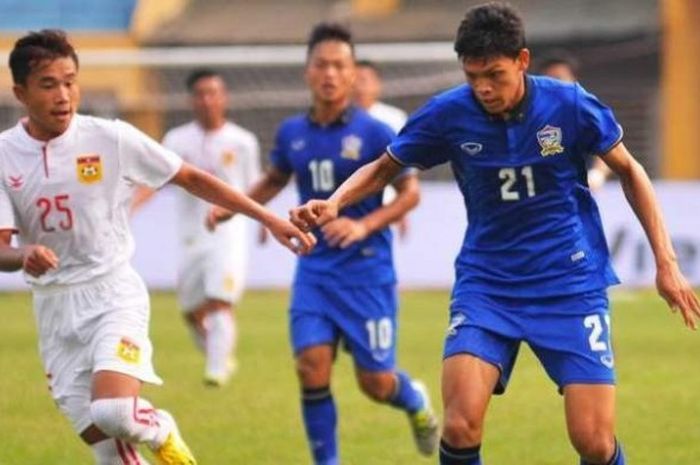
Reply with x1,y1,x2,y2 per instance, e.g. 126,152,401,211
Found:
126,443,142,465
115,439,132,464
41,145,49,178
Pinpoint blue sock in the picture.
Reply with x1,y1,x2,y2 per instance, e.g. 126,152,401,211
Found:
580,439,625,465
440,440,482,465
302,386,338,465
388,371,424,413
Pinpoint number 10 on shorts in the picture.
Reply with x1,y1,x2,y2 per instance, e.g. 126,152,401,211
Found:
366,317,393,351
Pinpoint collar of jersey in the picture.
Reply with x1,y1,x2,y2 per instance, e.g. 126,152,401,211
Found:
17,113,79,149
306,105,355,127
473,74,533,123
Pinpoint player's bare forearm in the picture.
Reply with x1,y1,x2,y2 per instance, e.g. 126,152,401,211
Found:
171,163,281,228
130,186,155,215
330,153,403,210
360,174,419,235
603,143,675,267
248,168,290,205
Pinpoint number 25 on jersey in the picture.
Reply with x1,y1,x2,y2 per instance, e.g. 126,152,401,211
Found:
36,194,73,232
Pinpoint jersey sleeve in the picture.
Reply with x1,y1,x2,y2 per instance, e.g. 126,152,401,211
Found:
0,173,17,232
268,124,293,174
117,120,184,189
576,83,624,156
387,97,450,170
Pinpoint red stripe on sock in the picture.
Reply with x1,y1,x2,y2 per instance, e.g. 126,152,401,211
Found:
126,443,142,465
115,439,132,465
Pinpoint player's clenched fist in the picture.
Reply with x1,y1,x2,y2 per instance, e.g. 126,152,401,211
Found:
290,199,339,232
265,216,317,255
21,245,59,277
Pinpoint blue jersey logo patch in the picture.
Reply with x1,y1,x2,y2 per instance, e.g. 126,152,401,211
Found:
537,125,564,157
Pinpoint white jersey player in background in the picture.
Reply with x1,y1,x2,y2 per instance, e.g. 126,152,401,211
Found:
353,59,410,239
135,69,261,386
0,30,314,465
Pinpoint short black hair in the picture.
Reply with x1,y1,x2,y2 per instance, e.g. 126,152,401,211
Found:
186,68,225,91
307,22,354,57
537,52,579,76
454,2,526,60
9,29,79,85
356,59,381,76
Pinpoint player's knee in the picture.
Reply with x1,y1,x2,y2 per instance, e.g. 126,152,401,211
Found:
442,411,483,447
357,372,394,402
295,354,330,387
570,428,616,463
90,398,142,442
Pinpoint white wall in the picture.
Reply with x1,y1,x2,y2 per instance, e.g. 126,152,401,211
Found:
1,181,699,290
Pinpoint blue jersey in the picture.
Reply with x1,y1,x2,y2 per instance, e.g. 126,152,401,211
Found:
271,107,397,286
388,75,620,298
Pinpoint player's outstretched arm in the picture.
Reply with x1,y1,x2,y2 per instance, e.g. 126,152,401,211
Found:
171,163,315,254
322,173,419,249
290,153,403,231
206,167,291,231
0,231,59,276
602,142,700,329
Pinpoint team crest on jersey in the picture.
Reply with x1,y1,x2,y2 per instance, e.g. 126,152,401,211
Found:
221,150,236,166
536,125,564,157
7,175,23,190
116,337,140,364
76,154,103,184
341,135,362,160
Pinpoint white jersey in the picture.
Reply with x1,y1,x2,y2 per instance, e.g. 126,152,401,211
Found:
163,121,261,252
368,101,407,134
0,114,182,287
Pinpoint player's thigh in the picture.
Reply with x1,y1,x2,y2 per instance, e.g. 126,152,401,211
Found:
441,353,500,445
289,283,339,351
526,291,615,390
329,284,399,372
563,384,616,451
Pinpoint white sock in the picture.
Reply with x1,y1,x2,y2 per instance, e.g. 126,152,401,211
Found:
90,397,172,450
91,438,151,465
204,310,235,377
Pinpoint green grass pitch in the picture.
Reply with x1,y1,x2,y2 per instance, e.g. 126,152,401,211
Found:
0,289,698,464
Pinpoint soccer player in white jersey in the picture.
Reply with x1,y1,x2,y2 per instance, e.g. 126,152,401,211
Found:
0,30,314,465
138,69,261,386
354,60,410,238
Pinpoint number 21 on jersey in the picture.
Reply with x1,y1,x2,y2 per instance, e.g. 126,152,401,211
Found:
499,165,536,201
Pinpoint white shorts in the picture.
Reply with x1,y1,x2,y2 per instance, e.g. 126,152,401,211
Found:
33,265,161,434
176,238,247,313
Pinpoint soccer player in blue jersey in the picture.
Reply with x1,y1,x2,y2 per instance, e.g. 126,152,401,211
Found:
290,4,700,465
208,23,439,464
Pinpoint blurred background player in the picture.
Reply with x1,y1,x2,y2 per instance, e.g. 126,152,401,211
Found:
354,59,410,238
0,29,313,465
538,52,612,191
354,59,407,133
290,4,700,465
135,69,262,387
209,22,439,465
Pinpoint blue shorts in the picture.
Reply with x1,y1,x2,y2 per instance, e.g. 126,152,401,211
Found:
289,283,398,372
444,290,615,393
